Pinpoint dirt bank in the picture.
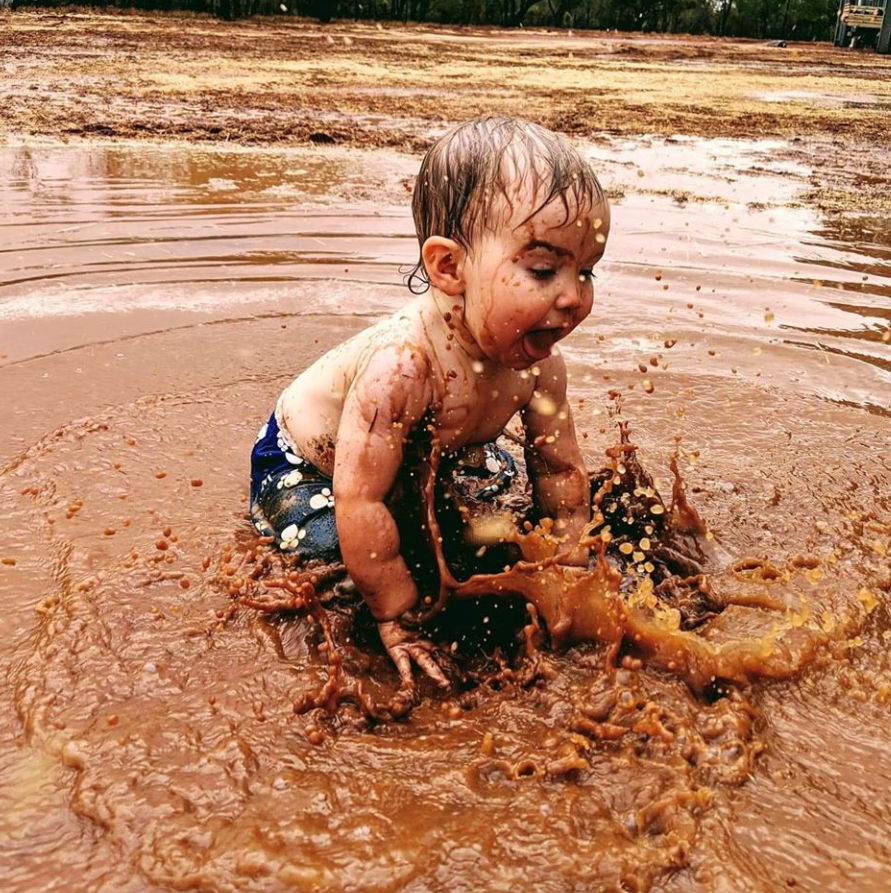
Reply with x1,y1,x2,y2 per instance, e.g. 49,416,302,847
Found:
3,9,891,216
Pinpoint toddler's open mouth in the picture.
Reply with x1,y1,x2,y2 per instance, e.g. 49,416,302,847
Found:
522,327,562,361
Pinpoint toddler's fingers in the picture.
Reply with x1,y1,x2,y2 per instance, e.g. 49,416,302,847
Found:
412,638,437,654
392,649,415,687
413,649,450,688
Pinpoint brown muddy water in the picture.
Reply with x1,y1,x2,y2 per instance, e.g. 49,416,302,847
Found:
1,138,890,893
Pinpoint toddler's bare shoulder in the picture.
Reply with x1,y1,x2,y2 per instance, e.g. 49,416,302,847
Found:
357,322,432,381
347,332,433,418
532,350,569,395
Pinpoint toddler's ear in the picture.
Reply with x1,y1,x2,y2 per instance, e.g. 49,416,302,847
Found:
421,237,465,297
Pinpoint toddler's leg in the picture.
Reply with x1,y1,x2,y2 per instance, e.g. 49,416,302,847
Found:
256,471,340,562
434,441,524,578
447,442,517,501
249,412,341,563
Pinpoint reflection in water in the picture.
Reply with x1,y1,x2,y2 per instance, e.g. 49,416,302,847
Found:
0,145,420,356
0,141,890,893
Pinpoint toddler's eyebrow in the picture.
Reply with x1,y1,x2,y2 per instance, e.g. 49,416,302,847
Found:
522,239,572,258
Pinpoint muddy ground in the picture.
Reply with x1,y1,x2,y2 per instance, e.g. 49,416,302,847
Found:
3,11,891,893
2,8,891,218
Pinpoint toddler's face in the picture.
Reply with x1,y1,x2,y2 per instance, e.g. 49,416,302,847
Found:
460,188,609,370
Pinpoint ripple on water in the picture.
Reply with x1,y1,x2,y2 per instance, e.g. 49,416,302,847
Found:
0,140,890,892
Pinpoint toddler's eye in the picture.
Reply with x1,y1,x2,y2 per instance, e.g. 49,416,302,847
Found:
530,267,555,280
579,270,595,282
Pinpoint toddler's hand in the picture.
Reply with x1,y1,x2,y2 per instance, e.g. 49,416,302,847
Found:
377,620,450,689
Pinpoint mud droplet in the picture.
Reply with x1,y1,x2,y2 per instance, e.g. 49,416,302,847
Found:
643,379,655,394
104,527,116,536
857,588,878,612
305,727,324,745
61,740,87,770
1,557,16,566
155,471,167,479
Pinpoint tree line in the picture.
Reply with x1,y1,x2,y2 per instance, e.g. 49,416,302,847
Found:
8,0,840,41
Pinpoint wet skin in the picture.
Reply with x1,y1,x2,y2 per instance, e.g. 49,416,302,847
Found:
277,188,611,684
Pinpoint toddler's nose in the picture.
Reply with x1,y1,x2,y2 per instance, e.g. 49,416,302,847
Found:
554,276,585,311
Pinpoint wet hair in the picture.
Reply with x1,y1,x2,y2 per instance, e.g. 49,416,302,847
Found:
406,116,605,294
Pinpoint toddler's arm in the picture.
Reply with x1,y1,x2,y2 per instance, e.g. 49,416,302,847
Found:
332,344,447,687
521,352,590,566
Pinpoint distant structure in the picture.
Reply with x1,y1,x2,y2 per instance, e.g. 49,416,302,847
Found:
835,0,890,52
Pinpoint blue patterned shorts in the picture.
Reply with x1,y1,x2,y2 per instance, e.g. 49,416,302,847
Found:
250,409,516,563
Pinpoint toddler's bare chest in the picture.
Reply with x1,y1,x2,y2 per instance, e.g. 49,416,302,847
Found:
430,375,531,449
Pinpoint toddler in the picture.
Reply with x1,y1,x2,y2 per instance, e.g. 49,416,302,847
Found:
250,116,610,687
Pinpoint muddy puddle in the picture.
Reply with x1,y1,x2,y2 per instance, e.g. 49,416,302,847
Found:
1,137,890,893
